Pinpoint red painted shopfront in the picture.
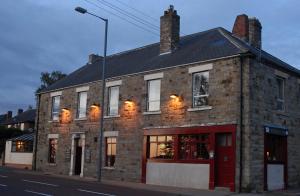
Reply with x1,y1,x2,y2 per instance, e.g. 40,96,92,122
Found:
142,124,236,191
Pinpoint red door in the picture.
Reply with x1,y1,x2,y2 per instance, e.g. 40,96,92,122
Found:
215,133,235,190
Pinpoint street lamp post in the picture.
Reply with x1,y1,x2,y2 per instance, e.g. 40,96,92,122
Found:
75,6,108,182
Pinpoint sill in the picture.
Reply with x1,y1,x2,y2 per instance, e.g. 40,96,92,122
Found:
102,167,115,170
187,106,212,112
74,118,87,121
48,120,59,123
143,111,161,115
104,115,120,119
48,163,57,166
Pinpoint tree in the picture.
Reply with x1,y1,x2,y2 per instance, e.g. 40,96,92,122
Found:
36,71,66,93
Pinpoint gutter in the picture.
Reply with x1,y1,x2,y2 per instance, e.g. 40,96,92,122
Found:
239,55,245,192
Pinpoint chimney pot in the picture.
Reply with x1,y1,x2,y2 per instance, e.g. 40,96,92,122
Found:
88,54,102,64
18,109,23,115
160,5,180,54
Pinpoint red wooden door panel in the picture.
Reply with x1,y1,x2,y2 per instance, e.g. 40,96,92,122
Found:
215,133,234,188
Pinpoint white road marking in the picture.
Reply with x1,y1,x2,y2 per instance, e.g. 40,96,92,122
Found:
22,179,59,187
0,175,7,178
78,189,116,196
24,190,53,196
0,183,7,187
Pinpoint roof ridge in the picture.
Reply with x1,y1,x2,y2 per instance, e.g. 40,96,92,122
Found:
217,27,249,53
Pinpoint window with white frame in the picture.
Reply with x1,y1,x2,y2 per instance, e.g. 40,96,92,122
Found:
77,91,87,118
108,86,119,116
276,77,285,111
105,137,117,167
147,79,161,111
192,71,209,107
51,96,60,121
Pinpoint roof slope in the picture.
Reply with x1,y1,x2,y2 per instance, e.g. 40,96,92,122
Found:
40,27,300,93
3,109,36,125
8,133,34,142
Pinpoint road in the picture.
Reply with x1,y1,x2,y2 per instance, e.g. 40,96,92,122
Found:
0,167,176,196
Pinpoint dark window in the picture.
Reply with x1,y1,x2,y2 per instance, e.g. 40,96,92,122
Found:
193,72,209,107
266,134,286,163
217,133,232,147
276,77,284,111
48,139,58,163
11,141,33,152
51,96,60,121
179,134,209,160
149,135,174,159
106,137,117,167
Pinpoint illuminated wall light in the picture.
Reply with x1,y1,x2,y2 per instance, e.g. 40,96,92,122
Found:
90,104,100,108
170,94,179,99
125,100,133,104
61,108,69,112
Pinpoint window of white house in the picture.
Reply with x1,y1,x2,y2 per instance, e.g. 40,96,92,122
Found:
11,141,33,152
147,79,161,111
192,71,209,107
106,137,117,167
108,86,119,116
276,77,284,111
77,91,87,118
51,96,60,121
48,138,57,164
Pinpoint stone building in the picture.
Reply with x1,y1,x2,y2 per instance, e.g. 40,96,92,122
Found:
35,6,300,192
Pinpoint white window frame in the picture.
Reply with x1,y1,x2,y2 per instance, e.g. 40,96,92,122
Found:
77,91,88,119
147,79,161,112
108,86,120,116
276,76,285,111
51,95,61,121
192,71,210,108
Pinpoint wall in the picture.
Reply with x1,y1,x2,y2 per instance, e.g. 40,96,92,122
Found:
36,57,242,183
146,162,209,189
5,141,33,166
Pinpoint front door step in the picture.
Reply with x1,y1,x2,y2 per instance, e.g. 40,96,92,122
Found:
214,187,230,192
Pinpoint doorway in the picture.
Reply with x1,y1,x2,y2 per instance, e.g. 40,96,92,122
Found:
74,138,82,175
215,133,235,189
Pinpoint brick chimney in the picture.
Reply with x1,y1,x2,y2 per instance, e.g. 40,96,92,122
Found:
248,17,262,49
18,109,23,115
88,54,102,64
232,14,262,49
160,5,180,54
232,14,249,42
6,111,12,120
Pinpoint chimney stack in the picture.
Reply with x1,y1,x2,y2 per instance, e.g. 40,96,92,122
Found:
88,54,102,64
160,5,180,54
248,17,262,49
18,109,23,115
232,14,262,49
7,111,12,120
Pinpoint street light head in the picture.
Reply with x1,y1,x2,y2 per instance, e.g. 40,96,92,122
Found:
75,7,87,14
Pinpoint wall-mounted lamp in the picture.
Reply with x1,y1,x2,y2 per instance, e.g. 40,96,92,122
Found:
90,103,100,108
170,94,179,99
124,99,133,104
61,108,69,112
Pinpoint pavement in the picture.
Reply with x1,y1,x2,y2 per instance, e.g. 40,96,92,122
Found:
0,166,300,196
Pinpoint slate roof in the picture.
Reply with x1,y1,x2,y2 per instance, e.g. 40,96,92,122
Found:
8,133,34,142
40,27,300,93
3,109,36,125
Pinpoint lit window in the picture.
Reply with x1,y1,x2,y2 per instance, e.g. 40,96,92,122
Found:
106,137,117,167
11,141,33,152
51,96,60,121
48,139,57,163
179,134,209,160
149,135,174,159
276,77,284,111
108,86,119,116
77,91,87,118
147,79,161,111
192,71,209,107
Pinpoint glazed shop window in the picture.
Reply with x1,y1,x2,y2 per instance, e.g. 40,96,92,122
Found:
48,138,58,164
11,141,33,152
179,134,209,160
51,96,60,121
106,137,117,167
192,71,209,107
149,136,174,159
266,134,285,163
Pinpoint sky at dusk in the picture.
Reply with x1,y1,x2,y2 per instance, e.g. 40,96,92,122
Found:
0,0,299,115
